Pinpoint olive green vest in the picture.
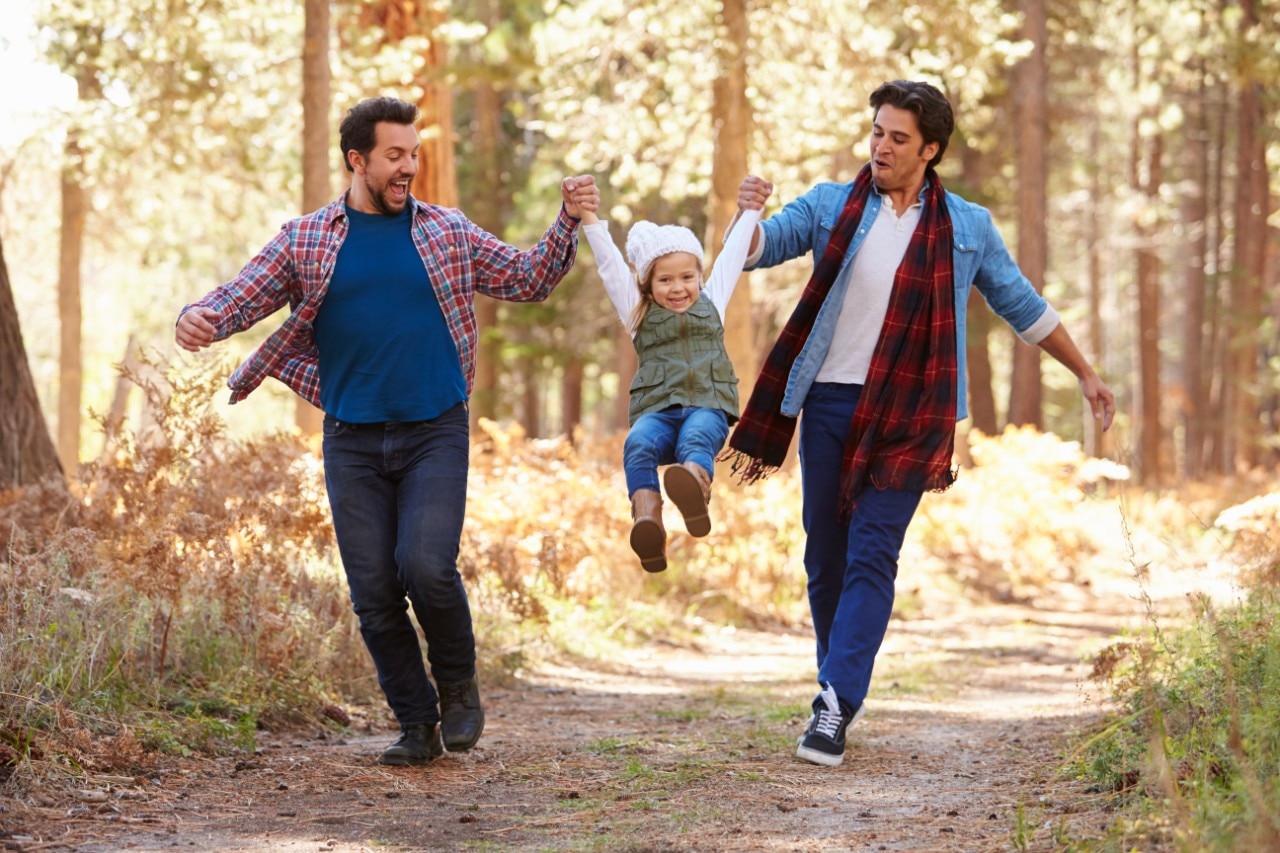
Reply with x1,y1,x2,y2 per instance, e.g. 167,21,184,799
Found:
628,294,739,426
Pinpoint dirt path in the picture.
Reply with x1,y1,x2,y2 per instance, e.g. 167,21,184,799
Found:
4,580,1165,853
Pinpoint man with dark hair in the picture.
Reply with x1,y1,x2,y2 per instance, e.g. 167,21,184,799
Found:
177,95,599,766
726,79,1114,767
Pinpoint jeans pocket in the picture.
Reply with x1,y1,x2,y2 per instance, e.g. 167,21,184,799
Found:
322,416,352,438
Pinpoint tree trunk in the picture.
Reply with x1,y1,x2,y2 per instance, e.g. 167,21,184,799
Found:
520,344,541,438
613,326,636,432
562,358,584,440
1204,84,1229,473
706,0,754,405
956,110,997,437
1084,117,1106,459
468,51,507,430
58,140,86,473
1180,60,1209,481
0,233,64,488
1135,127,1164,487
296,0,331,436
366,1,459,208
1230,0,1266,471
1006,0,1047,429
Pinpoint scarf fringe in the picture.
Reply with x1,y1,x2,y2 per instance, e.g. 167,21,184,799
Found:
718,448,780,485
837,464,960,521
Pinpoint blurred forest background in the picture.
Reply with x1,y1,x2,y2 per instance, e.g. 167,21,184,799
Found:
0,0,1276,481
2,0,1280,848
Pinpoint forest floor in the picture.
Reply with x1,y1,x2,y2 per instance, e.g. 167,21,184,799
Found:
3,556,1235,853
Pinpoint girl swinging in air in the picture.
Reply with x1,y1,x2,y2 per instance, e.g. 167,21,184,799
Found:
579,187,770,572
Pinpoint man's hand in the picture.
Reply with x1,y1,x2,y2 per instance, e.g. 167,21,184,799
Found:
175,306,220,352
738,175,773,211
561,175,599,220
1081,374,1116,432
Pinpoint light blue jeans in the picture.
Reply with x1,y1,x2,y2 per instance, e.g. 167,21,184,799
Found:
622,407,729,496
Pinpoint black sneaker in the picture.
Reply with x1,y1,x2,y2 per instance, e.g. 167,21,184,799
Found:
438,676,485,752
380,722,443,766
795,684,864,767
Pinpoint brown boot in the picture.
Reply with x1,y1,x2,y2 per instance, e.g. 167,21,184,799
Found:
663,462,712,538
629,489,667,573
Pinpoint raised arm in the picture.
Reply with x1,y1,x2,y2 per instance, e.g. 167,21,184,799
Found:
704,207,764,317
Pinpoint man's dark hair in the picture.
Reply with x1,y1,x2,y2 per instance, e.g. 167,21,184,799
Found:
339,97,419,173
869,80,954,169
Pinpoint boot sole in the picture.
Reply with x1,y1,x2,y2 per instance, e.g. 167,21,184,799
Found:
663,466,711,537
629,518,667,573
379,753,437,766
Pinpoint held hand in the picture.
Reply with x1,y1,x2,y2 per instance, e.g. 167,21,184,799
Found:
738,175,773,211
175,306,220,352
561,175,599,220
1081,374,1116,432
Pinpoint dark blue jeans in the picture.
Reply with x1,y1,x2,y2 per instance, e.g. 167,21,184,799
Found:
322,403,475,727
622,406,730,496
798,383,923,710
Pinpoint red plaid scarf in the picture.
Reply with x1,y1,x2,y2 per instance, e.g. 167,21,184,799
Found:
722,164,958,518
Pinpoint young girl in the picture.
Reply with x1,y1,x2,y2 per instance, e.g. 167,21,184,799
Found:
580,195,768,572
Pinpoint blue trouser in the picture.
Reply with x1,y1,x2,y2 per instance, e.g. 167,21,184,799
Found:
622,406,730,497
798,383,923,710
321,403,476,727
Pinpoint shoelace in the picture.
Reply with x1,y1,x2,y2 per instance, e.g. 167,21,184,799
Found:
812,687,844,738
812,707,843,738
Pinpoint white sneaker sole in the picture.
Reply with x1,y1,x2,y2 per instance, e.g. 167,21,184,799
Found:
796,743,845,766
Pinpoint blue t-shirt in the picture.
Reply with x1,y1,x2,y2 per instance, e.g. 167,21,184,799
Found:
313,205,467,423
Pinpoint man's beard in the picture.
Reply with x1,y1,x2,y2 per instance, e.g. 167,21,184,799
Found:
366,176,406,216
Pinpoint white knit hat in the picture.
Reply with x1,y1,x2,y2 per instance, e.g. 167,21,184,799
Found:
625,221,705,283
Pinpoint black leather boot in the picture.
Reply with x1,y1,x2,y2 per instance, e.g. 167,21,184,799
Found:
438,677,485,751
379,722,443,766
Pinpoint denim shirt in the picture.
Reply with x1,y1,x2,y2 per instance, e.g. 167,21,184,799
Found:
751,180,1060,420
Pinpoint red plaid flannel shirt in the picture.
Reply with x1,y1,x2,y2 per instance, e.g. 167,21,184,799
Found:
182,191,579,407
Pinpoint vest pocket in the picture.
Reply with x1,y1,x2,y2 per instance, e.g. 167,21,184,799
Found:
630,363,666,393
711,361,738,387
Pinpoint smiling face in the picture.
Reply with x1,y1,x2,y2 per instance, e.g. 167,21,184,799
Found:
868,103,939,197
646,252,703,313
348,121,419,216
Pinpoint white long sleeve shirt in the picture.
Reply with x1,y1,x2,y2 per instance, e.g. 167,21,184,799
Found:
583,208,763,336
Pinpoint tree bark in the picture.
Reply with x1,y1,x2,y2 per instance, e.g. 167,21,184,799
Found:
58,140,86,473
1204,84,1229,473
296,0,331,436
1180,59,1209,480
1084,117,1106,459
613,326,636,433
956,110,997,437
562,358,584,439
1230,0,1266,470
706,0,754,405
1006,0,1047,429
468,36,507,429
0,232,64,488
365,1,459,208
1135,127,1164,487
